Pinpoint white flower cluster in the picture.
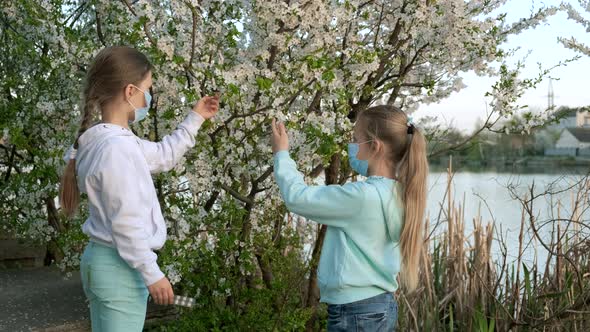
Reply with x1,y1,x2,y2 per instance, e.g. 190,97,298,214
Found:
164,262,183,285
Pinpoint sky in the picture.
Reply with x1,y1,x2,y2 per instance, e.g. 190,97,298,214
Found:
413,0,590,132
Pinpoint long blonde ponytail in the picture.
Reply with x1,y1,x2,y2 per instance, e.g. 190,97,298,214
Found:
358,105,429,292
397,127,428,291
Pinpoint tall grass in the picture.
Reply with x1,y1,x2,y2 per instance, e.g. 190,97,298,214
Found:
398,158,590,331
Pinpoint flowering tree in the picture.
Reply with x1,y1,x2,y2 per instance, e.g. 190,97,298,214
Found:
0,0,564,329
561,1,590,55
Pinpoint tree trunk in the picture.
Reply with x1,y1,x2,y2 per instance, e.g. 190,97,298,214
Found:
44,196,64,265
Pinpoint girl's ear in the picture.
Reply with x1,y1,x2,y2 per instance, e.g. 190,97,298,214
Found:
367,139,383,160
123,84,135,100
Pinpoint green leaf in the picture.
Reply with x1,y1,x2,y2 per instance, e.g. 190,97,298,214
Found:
449,304,454,332
256,76,273,90
523,263,532,300
322,70,335,82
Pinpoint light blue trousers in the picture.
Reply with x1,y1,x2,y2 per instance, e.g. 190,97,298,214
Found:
80,241,149,332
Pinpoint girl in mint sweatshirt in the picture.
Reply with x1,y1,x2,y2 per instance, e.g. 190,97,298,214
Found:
270,105,428,331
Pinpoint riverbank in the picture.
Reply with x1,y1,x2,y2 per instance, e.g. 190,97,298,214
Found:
431,155,590,174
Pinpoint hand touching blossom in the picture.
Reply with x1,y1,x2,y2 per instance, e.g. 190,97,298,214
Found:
270,119,289,153
193,93,220,119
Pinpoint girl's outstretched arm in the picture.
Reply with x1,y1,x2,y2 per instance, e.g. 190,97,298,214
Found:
274,150,366,227
138,95,219,173
271,119,365,227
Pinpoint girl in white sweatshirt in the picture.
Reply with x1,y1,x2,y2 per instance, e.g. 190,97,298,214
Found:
59,46,219,331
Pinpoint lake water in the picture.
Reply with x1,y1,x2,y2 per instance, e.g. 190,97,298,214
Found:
427,166,590,271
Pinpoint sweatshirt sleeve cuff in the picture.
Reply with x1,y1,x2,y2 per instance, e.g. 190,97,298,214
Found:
137,261,165,286
180,111,206,135
273,150,290,162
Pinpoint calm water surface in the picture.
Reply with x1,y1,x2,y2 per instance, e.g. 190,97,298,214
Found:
427,166,590,270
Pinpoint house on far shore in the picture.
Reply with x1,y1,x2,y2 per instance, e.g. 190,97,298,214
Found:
576,109,590,128
542,107,590,157
546,127,590,157
545,107,590,129
555,128,590,149
547,107,579,130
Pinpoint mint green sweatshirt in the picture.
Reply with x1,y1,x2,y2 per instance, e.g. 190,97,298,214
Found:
273,150,404,304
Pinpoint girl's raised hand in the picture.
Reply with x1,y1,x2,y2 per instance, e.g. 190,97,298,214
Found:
271,119,289,153
193,93,220,119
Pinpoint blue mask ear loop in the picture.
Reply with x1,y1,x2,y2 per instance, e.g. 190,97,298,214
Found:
127,85,151,124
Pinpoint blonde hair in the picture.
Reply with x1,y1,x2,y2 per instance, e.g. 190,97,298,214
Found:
357,105,429,292
59,46,152,217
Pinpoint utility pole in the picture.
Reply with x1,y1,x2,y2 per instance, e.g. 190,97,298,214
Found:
547,78,555,110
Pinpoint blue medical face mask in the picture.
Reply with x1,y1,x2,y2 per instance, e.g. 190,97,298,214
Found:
348,140,372,176
127,85,151,124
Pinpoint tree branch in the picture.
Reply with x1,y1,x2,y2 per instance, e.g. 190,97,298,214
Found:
219,183,253,205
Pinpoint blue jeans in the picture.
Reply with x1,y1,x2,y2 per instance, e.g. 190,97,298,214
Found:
80,241,149,332
327,292,398,332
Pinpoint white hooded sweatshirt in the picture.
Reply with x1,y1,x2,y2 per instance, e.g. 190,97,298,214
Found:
66,111,204,286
